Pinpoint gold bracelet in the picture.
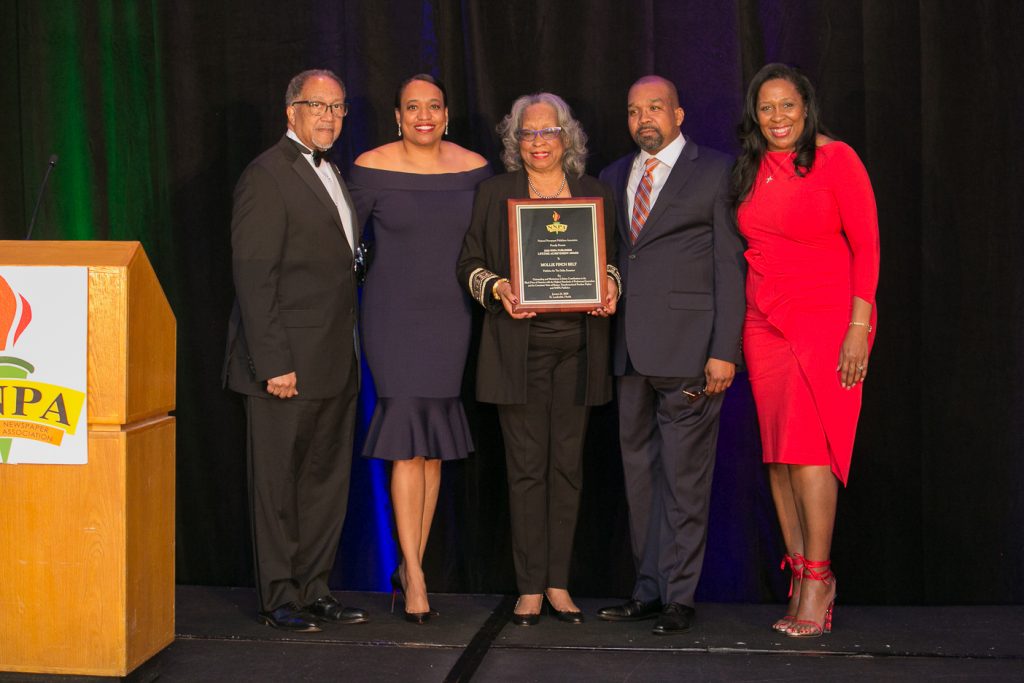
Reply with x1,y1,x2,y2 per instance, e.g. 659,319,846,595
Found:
492,278,509,301
849,321,872,333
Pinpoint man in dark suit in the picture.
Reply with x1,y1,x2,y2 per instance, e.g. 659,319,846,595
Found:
224,69,367,632
597,75,746,634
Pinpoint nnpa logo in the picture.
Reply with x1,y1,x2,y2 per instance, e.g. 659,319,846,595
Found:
0,272,86,464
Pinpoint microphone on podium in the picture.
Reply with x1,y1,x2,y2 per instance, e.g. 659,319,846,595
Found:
24,153,59,240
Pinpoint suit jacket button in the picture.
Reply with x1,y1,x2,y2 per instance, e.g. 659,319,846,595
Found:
629,254,637,260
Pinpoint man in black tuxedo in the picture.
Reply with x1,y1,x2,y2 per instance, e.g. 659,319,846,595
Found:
224,69,367,632
597,75,745,634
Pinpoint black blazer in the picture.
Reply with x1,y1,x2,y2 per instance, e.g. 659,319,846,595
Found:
457,169,617,406
600,137,746,377
223,135,359,399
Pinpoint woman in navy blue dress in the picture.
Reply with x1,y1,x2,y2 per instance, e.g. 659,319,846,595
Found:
349,74,490,623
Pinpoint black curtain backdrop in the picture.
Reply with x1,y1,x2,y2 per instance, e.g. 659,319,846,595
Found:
2,0,1022,606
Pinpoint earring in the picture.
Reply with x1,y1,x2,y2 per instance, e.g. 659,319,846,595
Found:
397,124,402,137
445,120,449,136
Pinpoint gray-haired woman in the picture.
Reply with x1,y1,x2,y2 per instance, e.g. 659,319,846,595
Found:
457,93,620,626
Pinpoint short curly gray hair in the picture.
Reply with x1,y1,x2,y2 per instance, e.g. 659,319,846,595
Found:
496,93,588,178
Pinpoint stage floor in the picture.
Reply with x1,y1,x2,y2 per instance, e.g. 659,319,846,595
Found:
4,585,1023,681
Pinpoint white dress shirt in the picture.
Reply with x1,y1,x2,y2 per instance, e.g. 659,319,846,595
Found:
625,132,687,220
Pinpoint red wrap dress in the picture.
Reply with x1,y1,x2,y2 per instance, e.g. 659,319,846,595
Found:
738,142,879,485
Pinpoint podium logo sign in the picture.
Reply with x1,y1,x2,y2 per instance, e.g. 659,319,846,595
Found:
0,267,87,465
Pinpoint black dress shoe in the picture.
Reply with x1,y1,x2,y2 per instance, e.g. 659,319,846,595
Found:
596,599,663,622
258,602,321,632
651,603,695,635
510,612,540,626
546,597,584,624
307,595,369,624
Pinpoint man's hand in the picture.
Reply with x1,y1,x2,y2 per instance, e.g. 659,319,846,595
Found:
266,371,298,399
704,358,735,396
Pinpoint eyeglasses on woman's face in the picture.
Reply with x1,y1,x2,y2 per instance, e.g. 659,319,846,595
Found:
515,126,562,142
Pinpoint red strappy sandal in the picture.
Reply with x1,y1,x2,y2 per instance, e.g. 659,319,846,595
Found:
771,553,804,632
785,558,835,637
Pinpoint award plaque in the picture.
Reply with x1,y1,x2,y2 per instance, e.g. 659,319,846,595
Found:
507,197,607,313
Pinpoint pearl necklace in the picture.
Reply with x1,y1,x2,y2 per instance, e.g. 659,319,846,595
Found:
527,173,567,199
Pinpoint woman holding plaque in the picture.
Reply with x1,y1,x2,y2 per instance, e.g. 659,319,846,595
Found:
457,92,619,626
733,64,879,637
349,74,490,624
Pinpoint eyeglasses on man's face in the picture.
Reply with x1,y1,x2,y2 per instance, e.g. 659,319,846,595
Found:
515,126,562,142
292,100,349,117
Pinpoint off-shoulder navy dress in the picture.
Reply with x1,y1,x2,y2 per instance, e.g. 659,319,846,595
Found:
349,164,492,461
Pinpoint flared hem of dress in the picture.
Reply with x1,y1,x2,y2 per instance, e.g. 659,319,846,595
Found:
361,396,473,461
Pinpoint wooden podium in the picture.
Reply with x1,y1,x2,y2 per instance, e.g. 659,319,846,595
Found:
0,242,175,677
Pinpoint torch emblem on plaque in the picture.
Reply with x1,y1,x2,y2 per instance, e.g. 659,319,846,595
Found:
546,211,567,234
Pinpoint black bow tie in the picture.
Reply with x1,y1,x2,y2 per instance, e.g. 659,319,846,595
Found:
293,139,328,167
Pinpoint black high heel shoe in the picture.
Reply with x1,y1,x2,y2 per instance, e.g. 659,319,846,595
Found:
510,595,542,626
510,612,540,626
390,565,437,622
545,596,584,624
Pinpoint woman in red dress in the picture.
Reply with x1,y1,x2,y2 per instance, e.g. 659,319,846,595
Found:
733,64,879,637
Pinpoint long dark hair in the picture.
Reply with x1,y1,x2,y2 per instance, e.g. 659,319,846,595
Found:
731,63,830,205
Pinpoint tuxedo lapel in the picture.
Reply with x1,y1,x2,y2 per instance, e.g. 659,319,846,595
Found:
634,139,699,247
290,154,346,233
284,141,356,255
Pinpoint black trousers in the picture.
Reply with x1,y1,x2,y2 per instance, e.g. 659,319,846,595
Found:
245,385,357,612
497,330,588,595
617,373,723,607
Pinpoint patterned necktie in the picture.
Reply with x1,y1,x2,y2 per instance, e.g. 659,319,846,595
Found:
630,157,659,243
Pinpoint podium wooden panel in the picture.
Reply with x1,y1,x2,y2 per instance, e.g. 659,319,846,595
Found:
0,241,176,677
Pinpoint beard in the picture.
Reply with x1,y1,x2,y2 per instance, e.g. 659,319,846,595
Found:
633,125,664,153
